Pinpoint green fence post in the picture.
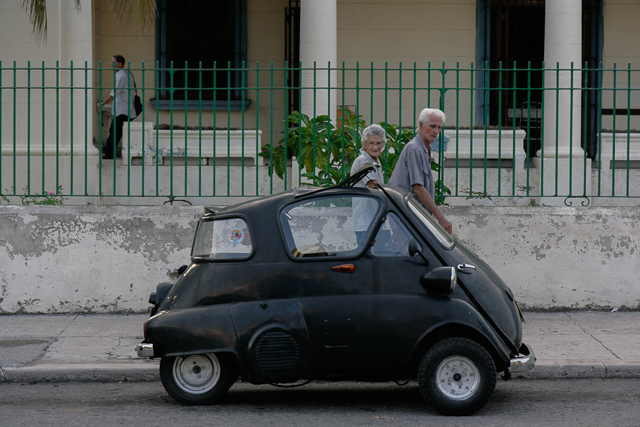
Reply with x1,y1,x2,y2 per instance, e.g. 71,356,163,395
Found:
141,60,146,197
197,61,203,197
254,62,260,196
0,61,3,193
69,60,74,196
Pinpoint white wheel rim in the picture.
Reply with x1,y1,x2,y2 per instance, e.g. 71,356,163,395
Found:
173,353,221,394
435,355,481,400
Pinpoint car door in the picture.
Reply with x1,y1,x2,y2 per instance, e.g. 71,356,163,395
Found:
364,211,450,373
278,192,385,377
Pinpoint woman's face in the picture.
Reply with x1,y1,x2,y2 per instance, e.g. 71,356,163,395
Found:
363,135,385,160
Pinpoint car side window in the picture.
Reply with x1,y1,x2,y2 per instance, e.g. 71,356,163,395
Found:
370,212,422,257
281,195,382,258
191,217,253,260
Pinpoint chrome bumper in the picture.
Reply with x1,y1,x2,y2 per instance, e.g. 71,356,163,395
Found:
510,342,535,373
136,343,154,358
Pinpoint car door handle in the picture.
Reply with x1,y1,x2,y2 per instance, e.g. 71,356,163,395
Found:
457,263,476,273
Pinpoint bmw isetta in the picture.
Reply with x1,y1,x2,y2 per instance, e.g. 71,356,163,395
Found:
136,165,534,415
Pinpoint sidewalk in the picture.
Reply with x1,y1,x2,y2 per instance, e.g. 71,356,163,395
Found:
1,311,639,383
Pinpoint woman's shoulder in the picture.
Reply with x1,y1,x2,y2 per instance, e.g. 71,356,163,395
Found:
351,152,369,168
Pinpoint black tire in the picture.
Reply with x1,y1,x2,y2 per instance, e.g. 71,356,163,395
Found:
160,352,237,405
418,338,497,416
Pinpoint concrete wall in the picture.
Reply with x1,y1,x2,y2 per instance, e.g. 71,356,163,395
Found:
0,206,200,314
0,205,638,314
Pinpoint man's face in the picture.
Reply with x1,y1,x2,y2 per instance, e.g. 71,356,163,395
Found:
418,114,443,146
111,57,123,69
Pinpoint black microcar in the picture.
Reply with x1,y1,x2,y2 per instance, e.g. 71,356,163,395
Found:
137,165,535,416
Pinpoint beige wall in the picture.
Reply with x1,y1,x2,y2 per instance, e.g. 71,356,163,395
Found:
0,1,61,64
337,0,476,65
93,0,155,144
4,1,640,151
600,0,640,130
1,1,65,151
336,0,477,128
97,0,481,143
246,0,289,150
602,0,640,67
1,0,97,164
95,0,289,155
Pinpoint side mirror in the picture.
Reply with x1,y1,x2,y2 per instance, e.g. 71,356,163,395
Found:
420,266,457,296
408,238,420,257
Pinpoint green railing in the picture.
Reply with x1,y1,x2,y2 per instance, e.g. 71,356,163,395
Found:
0,61,639,205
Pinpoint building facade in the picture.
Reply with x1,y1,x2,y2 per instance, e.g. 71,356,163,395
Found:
1,0,639,205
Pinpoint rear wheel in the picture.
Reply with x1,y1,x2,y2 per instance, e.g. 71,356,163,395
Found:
418,338,497,416
160,353,237,405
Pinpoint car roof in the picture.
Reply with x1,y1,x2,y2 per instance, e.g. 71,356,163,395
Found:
203,184,410,218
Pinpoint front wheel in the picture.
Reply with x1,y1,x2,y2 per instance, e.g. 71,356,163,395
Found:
160,353,237,405
418,338,497,416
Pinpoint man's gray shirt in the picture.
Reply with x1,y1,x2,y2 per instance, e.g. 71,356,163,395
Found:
388,134,435,201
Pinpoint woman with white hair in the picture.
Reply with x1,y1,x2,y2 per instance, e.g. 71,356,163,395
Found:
350,124,387,188
350,124,387,244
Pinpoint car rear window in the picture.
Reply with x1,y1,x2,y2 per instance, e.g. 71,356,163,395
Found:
191,217,253,261
280,195,383,258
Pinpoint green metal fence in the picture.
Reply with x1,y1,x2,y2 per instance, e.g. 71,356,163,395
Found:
0,61,639,205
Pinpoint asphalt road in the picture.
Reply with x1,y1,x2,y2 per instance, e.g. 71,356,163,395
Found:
1,378,639,427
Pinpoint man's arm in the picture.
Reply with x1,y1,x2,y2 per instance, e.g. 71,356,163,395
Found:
96,95,114,112
412,184,452,234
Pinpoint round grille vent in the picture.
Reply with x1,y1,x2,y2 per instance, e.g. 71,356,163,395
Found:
253,330,299,374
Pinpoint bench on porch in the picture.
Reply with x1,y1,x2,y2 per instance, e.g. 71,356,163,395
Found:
121,122,261,166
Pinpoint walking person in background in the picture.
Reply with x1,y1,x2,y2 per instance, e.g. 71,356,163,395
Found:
388,108,453,234
96,55,136,159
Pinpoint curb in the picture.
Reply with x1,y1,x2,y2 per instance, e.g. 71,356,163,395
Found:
518,362,640,380
3,362,640,384
1,363,159,384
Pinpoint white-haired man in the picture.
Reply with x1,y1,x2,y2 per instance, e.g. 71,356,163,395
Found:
388,108,452,234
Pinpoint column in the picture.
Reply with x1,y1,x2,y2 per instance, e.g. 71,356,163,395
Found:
59,0,97,156
58,0,99,202
299,0,337,121
534,0,591,204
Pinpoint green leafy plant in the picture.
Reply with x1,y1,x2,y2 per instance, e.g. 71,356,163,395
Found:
430,160,452,205
465,190,493,201
260,110,365,187
262,111,450,205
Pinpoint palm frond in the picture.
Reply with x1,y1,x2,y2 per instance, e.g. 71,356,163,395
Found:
21,0,51,44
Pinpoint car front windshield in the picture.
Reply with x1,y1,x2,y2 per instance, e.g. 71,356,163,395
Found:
408,197,455,249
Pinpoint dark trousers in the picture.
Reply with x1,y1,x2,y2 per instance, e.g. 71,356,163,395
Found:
103,114,130,158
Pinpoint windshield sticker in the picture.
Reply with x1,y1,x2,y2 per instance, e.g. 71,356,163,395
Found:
227,228,244,245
